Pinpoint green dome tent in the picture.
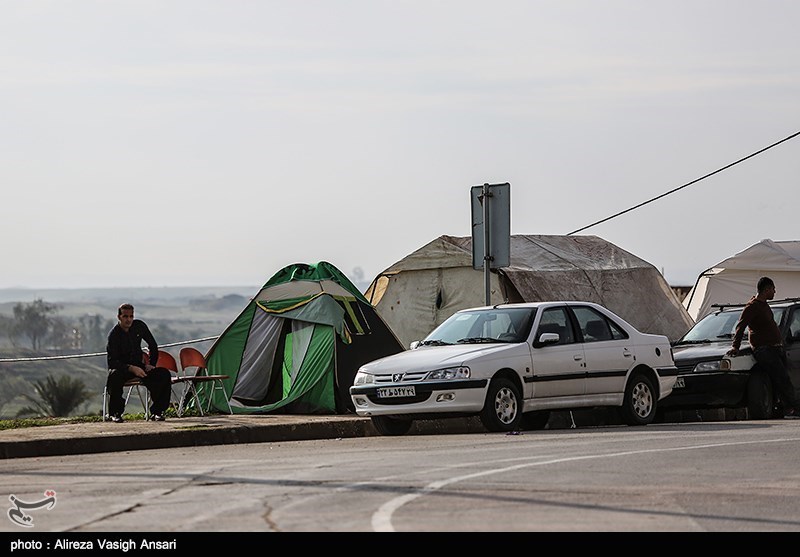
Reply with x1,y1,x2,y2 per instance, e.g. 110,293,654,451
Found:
200,262,404,414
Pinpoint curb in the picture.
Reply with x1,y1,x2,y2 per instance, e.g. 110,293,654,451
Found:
0,408,748,460
0,418,377,460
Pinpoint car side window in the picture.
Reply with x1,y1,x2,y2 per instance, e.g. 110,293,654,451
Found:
789,309,800,342
536,307,574,345
608,319,628,340
572,306,629,342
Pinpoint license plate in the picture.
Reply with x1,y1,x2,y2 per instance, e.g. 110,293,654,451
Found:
673,377,686,389
377,386,416,398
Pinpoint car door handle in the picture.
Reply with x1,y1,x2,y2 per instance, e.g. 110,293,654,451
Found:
623,348,632,357
573,355,583,361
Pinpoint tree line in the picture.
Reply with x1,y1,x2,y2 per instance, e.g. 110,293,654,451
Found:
3,299,113,353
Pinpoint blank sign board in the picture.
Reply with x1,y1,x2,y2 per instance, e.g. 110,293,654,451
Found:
471,182,510,270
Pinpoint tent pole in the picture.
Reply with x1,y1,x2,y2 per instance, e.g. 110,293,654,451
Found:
684,266,714,312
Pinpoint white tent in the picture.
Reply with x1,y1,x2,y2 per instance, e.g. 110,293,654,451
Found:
683,239,800,321
365,234,694,346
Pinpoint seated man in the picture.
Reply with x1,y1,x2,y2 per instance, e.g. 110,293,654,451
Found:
105,303,172,422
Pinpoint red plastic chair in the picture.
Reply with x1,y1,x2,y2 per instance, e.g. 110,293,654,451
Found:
177,347,233,415
155,350,185,416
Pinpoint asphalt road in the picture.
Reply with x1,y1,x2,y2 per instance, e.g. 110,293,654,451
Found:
2,419,800,533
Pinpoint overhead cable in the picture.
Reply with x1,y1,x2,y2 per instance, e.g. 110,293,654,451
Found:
567,129,800,235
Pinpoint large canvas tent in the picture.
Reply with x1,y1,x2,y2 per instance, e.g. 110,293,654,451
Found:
200,262,404,414
365,234,694,346
683,239,800,321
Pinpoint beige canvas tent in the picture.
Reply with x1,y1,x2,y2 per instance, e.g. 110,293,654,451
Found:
365,234,694,346
683,239,800,321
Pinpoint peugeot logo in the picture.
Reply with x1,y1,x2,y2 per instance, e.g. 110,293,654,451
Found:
392,373,405,382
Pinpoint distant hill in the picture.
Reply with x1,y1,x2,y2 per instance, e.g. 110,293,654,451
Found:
0,289,252,347
0,286,254,304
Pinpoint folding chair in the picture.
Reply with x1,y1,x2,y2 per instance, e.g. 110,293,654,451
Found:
155,350,184,416
102,353,151,421
177,347,234,415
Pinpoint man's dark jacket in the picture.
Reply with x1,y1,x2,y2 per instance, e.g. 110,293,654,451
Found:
106,319,158,370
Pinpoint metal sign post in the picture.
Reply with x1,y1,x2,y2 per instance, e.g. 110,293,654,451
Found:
471,183,510,305
482,183,492,305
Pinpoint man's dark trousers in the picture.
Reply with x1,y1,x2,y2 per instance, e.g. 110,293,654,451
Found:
106,367,172,416
753,346,797,410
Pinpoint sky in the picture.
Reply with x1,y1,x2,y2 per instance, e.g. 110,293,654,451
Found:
2,0,798,291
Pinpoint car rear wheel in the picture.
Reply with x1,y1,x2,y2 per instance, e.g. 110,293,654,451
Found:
746,371,774,420
371,416,413,436
480,378,522,432
520,410,550,430
620,373,656,426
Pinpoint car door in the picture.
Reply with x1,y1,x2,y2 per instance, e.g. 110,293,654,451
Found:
784,305,800,401
569,305,633,396
527,306,585,399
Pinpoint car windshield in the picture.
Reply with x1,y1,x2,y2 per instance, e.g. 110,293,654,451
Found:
424,307,537,345
676,307,785,344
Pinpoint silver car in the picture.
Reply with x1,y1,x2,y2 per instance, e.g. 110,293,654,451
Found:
350,301,678,435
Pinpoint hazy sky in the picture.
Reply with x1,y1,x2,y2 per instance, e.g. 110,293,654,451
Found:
2,1,798,290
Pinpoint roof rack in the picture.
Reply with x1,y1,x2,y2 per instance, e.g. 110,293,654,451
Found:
710,302,747,310
711,297,800,310
771,297,800,304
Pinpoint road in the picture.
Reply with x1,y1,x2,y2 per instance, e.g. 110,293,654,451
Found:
2,420,800,533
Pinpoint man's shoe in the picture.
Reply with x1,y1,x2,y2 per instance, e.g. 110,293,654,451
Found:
109,414,124,423
149,413,166,422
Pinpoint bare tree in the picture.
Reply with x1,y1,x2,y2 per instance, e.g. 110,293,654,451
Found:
11,299,62,351
78,314,113,352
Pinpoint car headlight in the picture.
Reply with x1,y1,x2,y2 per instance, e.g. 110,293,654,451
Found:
693,360,731,373
425,366,470,380
353,371,374,385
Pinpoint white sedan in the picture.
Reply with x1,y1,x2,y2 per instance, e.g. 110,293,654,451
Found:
350,301,678,435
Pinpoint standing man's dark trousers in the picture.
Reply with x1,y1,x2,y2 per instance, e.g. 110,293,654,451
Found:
754,346,798,410
106,367,173,416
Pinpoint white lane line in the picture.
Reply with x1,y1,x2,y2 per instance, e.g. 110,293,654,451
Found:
272,451,572,515
371,436,800,532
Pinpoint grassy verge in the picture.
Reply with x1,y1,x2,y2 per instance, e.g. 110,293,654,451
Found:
0,416,106,430
0,408,200,430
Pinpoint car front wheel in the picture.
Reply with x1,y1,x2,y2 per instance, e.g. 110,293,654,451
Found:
480,378,522,432
620,373,656,426
371,416,413,436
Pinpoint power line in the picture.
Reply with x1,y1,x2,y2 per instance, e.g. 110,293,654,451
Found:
567,129,800,236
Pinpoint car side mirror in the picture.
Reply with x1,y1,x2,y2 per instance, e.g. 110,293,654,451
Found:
534,332,559,348
410,341,420,350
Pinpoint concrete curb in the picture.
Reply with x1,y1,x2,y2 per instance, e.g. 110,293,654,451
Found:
0,408,747,460
0,416,377,459
0,415,492,459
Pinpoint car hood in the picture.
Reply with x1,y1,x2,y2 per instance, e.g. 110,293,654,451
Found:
672,342,730,361
360,343,522,375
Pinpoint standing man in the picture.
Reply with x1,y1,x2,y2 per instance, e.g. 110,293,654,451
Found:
727,277,799,419
106,303,172,422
